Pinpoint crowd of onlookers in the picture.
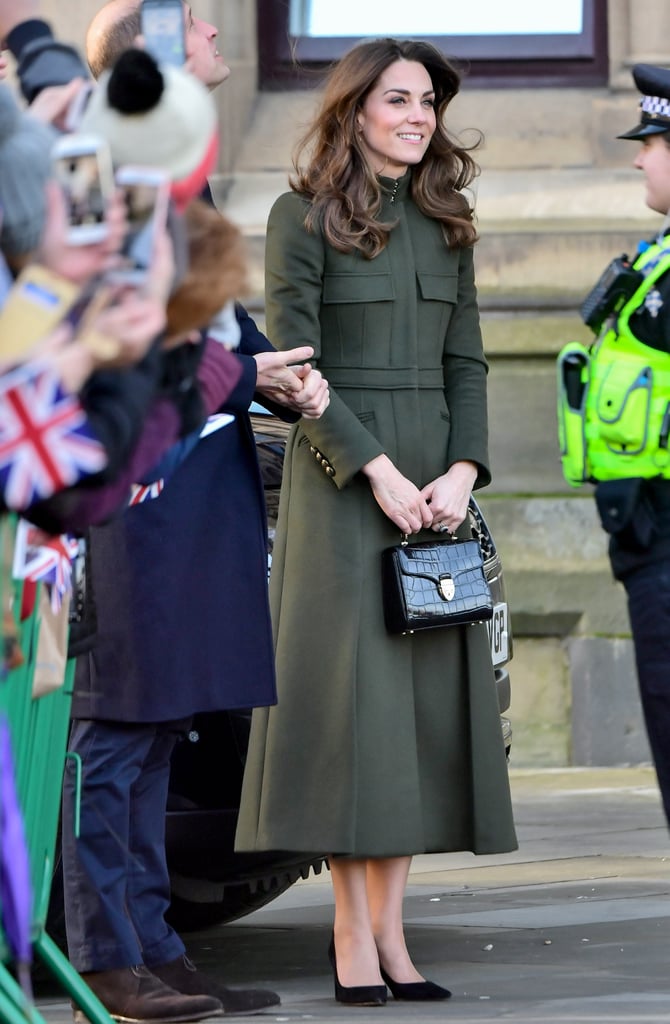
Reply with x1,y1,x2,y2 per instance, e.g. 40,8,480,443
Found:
0,1,329,1018
0,6,248,539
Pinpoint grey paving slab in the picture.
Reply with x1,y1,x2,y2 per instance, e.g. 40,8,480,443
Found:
30,768,670,1023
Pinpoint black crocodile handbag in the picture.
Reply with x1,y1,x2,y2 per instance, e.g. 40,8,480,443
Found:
381,534,493,635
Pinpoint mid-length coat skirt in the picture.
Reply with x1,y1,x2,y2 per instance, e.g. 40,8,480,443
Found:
236,432,517,858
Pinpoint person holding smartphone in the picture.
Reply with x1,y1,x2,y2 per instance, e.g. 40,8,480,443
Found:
53,6,330,1023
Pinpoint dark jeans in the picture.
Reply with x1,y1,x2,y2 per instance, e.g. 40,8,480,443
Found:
623,560,670,828
62,718,190,972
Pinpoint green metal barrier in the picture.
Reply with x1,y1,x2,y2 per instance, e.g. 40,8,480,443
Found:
0,516,114,1024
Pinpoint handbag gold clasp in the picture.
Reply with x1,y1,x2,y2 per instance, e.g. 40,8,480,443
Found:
438,576,455,601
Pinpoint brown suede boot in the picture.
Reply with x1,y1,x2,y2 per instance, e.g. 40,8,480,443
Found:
73,965,222,1023
150,955,280,1016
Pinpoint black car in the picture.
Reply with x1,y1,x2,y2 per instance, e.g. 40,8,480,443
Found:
162,408,513,932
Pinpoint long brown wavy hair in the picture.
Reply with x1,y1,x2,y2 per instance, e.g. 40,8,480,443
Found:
291,38,480,258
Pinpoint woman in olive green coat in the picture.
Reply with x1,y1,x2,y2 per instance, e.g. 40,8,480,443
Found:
236,37,517,1005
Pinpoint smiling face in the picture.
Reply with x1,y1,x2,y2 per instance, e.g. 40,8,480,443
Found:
182,2,230,89
355,59,436,178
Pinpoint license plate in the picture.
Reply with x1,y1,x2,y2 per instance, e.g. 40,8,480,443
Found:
487,602,509,666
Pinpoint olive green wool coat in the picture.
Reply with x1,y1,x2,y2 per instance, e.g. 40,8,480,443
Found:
235,172,517,858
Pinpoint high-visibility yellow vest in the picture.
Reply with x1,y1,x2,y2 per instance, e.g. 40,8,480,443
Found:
557,241,670,485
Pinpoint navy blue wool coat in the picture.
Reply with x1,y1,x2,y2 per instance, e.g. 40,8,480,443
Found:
71,307,284,722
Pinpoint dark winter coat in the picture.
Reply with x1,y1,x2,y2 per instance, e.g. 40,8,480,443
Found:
71,307,282,722
236,174,517,858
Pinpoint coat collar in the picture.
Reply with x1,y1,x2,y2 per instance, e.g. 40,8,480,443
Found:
378,169,412,202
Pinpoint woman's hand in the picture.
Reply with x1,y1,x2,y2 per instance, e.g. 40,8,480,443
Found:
362,454,433,534
421,460,478,533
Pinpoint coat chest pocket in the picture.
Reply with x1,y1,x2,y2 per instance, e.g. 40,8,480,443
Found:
417,272,458,346
321,273,395,354
323,273,395,304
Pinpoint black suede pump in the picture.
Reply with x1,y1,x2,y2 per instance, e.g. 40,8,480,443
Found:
327,936,387,1007
380,966,451,1001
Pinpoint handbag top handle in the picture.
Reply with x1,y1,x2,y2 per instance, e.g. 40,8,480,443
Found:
400,530,455,546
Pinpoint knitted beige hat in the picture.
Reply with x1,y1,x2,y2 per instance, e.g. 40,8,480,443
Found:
80,48,218,183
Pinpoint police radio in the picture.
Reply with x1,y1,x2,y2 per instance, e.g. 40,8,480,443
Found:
580,255,644,334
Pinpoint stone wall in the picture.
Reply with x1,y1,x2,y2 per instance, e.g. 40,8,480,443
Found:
40,0,660,175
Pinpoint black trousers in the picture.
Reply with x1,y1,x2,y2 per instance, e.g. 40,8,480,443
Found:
623,559,670,828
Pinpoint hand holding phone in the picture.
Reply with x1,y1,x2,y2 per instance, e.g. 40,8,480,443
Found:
64,80,94,133
140,0,186,67
108,165,170,286
27,79,92,133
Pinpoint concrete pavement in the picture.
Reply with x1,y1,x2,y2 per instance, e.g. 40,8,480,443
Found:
35,767,670,1023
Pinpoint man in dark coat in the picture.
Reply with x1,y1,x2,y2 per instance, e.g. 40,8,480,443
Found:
59,5,329,1022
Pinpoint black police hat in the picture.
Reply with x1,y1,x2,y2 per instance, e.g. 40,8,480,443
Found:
618,63,670,140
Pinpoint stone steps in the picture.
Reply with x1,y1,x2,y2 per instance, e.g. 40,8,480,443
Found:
214,166,658,308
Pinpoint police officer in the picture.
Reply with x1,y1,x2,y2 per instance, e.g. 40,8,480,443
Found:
592,64,670,827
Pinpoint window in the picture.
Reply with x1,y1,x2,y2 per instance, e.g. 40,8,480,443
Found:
290,1,585,37
259,0,608,89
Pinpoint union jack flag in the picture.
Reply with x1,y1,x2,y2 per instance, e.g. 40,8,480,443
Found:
0,364,107,510
12,520,79,613
129,479,165,506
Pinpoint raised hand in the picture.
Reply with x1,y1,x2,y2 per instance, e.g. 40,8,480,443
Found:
80,286,168,368
38,180,127,286
28,77,89,132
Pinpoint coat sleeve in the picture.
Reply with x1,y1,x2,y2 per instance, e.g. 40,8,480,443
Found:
442,247,491,489
215,303,298,423
265,192,385,489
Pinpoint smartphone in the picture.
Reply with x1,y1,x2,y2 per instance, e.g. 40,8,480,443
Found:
0,248,13,311
51,133,114,246
141,0,186,67
109,165,170,286
0,265,79,365
64,81,94,133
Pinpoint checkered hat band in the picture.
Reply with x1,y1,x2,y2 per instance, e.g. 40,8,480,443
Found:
641,94,670,122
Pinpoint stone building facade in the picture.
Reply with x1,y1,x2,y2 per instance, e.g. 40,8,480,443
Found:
38,1,667,174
